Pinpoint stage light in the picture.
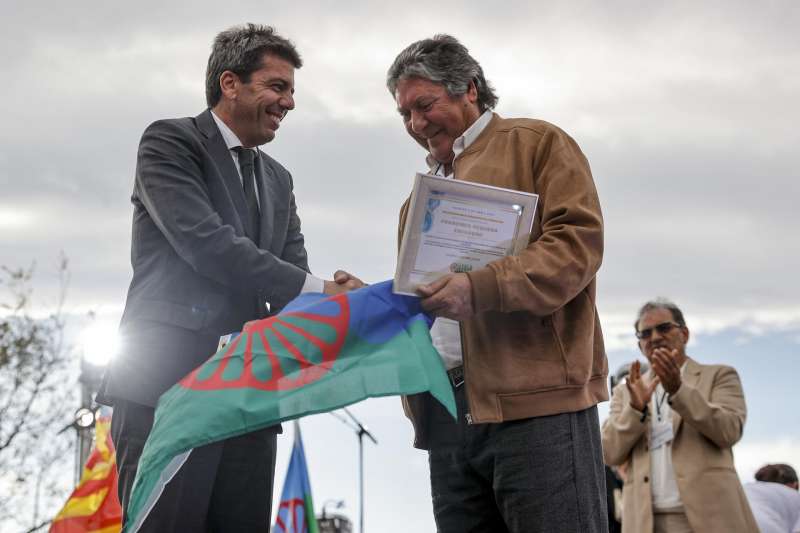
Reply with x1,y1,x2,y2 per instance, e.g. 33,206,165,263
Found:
74,407,96,429
81,320,121,367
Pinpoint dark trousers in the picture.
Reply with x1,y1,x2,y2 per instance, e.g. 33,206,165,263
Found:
426,384,608,533
110,399,278,532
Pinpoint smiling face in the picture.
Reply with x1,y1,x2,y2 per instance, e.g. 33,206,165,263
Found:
636,307,690,363
216,53,296,147
394,77,481,165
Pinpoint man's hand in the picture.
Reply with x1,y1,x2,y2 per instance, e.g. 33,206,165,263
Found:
651,347,682,394
323,270,365,296
418,273,474,321
626,360,659,412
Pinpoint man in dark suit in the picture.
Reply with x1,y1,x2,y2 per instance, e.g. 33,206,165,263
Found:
97,24,361,531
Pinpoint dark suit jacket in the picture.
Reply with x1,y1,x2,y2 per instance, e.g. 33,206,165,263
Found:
99,109,310,407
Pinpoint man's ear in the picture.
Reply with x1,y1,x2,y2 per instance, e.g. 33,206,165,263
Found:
219,70,240,101
466,80,478,103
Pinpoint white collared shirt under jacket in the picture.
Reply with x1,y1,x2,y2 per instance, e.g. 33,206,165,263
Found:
211,110,323,295
649,364,688,510
423,110,493,370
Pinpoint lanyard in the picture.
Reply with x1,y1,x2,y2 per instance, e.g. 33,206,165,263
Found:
655,390,668,421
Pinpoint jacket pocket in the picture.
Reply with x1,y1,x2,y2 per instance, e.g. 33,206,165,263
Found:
505,313,562,362
138,298,210,331
551,289,597,385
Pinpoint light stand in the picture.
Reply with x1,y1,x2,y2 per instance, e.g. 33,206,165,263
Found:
57,405,98,485
77,357,103,480
329,408,377,533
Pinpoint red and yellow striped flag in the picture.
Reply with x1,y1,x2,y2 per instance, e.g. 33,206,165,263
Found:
50,412,122,533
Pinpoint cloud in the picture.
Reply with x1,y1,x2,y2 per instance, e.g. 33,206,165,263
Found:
0,0,797,345
3,2,797,321
601,307,800,353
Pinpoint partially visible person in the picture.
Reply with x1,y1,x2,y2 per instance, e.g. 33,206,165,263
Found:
602,299,758,533
605,363,649,533
744,463,800,533
605,465,623,533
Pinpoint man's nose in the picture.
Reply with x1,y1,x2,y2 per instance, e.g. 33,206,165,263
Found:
410,110,427,134
281,92,295,111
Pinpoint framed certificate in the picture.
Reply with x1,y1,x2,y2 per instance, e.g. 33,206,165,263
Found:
394,173,538,296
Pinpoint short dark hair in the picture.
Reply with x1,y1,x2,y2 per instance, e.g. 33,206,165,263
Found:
386,34,498,113
755,463,798,486
634,298,687,332
205,24,302,108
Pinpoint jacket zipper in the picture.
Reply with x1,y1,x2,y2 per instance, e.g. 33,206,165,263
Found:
453,159,473,426
458,320,473,425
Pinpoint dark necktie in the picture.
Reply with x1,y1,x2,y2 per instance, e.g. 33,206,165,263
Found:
233,147,261,243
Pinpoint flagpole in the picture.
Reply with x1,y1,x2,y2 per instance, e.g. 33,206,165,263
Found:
330,408,377,533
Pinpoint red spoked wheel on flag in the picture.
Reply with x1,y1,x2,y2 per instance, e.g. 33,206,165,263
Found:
181,294,350,391
274,497,308,533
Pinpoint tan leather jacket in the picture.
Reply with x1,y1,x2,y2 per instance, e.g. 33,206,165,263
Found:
399,114,608,449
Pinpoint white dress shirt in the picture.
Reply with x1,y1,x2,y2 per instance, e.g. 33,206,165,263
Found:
211,111,323,294
424,110,493,370
649,364,688,510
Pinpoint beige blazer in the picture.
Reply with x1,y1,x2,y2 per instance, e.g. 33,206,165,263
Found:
602,358,758,533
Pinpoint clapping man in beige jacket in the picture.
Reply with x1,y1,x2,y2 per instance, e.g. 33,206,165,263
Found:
602,299,758,533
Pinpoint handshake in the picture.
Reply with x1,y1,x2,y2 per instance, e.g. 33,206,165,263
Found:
322,270,476,322
322,270,366,296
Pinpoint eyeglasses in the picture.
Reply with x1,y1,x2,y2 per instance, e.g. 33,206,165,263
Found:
636,322,682,340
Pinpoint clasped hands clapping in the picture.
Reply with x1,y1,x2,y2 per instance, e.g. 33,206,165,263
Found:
626,348,683,412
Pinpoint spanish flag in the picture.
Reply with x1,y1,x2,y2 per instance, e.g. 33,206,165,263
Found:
50,411,122,533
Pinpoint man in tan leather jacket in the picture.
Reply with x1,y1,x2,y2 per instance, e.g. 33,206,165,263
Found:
387,35,608,532
602,300,758,533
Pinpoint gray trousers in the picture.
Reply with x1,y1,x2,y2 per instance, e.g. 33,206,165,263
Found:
426,385,608,533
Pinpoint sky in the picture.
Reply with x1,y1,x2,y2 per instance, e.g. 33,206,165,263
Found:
1,1,799,531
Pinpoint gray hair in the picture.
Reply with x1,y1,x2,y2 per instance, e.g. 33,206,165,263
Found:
634,298,687,332
205,24,302,108
386,34,498,112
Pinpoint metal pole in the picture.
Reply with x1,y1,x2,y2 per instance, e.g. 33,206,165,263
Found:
358,430,364,533
75,356,103,480
328,409,377,533
77,381,93,471
74,429,81,487
344,409,376,533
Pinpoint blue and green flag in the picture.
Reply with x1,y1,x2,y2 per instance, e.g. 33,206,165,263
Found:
273,421,318,533
125,281,455,532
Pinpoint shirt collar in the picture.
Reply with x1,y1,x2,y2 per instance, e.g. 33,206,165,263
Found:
426,110,493,174
211,110,255,153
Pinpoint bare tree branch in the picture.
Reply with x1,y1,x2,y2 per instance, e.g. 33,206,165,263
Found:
20,518,52,533
0,260,78,532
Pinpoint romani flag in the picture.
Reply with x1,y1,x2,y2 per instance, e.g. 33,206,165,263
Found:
50,410,122,533
124,281,455,532
273,421,319,533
